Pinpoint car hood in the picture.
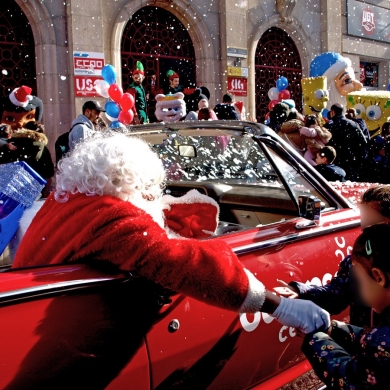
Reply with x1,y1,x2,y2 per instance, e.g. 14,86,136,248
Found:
329,181,379,207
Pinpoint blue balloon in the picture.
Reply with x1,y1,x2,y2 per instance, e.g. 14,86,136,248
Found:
102,65,117,85
105,101,120,119
276,76,289,92
387,84,390,91
322,108,329,120
109,120,124,129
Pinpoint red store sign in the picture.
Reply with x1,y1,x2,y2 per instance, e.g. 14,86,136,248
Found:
73,52,105,98
74,76,102,98
227,76,247,97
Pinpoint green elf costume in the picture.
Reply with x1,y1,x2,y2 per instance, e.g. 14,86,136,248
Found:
127,61,149,124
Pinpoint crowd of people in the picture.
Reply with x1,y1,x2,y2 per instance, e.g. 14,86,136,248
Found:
2,74,390,195
267,98,390,184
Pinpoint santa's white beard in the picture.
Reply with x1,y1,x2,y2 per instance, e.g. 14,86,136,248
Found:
327,82,347,110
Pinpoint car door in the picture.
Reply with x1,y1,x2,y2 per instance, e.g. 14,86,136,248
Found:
145,132,361,389
0,265,152,390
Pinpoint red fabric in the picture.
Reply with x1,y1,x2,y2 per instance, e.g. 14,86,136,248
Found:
164,202,218,238
235,101,244,113
168,72,179,80
183,88,197,96
126,88,138,116
14,86,32,104
13,193,249,311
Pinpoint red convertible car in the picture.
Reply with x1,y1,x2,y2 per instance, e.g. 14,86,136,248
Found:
0,121,365,389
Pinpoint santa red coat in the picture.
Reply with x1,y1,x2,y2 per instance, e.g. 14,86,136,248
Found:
13,193,265,312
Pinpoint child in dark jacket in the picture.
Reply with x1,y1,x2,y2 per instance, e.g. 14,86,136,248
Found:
314,145,346,182
302,223,390,389
274,185,390,327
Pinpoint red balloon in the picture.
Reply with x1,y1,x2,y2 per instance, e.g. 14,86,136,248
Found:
278,90,290,100
120,93,135,111
108,83,123,103
265,112,270,121
118,109,134,125
268,99,279,111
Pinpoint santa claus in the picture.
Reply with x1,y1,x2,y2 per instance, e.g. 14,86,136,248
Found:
12,131,330,332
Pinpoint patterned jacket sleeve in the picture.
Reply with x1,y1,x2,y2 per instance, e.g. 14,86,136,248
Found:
302,320,390,389
289,256,353,315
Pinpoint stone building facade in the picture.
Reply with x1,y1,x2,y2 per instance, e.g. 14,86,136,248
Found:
1,0,389,153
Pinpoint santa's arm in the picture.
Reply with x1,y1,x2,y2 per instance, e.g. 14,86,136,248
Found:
131,224,263,312
88,207,330,334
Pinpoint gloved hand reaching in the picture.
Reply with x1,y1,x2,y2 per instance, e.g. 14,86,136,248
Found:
272,297,330,334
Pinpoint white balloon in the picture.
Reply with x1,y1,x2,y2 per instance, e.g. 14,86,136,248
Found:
104,113,118,122
94,79,110,98
268,87,279,101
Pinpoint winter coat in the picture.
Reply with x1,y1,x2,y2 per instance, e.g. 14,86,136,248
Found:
279,119,306,152
0,129,54,179
13,192,259,312
315,163,346,182
68,114,95,150
301,125,332,154
289,255,382,327
352,117,371,141
325,115,368,181
302,316,390,389
213,103,239,120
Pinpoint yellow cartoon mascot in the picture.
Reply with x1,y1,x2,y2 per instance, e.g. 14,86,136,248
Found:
347,91,390,138
301,76,329,117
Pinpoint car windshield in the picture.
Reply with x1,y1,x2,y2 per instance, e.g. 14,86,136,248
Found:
149,132,281,186
136,128,333,229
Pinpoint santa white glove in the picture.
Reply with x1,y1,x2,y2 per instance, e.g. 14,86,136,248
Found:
272,297,330,334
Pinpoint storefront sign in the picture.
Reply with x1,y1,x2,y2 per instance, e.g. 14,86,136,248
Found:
227,76,247,96
227,67,249,77
73,52,105,97
227,47,248,58
360,62,379,87
347,0,390,43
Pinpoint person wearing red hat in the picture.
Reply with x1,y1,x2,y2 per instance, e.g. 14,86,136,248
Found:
127,61,149,124
163,69,184,95
0,85,43,130
0,86,54,197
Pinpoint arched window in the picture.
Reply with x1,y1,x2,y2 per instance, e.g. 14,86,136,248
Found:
255,27,302,122
121,6,196,121
0,0,36,97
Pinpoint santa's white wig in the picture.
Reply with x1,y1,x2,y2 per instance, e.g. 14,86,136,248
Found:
55,131,166,226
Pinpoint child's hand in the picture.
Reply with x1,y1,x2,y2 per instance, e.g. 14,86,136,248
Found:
273,279,299,299
6,142,17,151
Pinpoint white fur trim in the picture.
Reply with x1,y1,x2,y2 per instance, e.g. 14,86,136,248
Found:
162,189,219,211
323,58,353,84
239,269,266,313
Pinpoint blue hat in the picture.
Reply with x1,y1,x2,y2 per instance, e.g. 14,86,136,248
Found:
310,52,352,81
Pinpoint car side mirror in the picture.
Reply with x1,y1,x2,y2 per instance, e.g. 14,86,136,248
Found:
178,144,197,158
296,195,323,229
